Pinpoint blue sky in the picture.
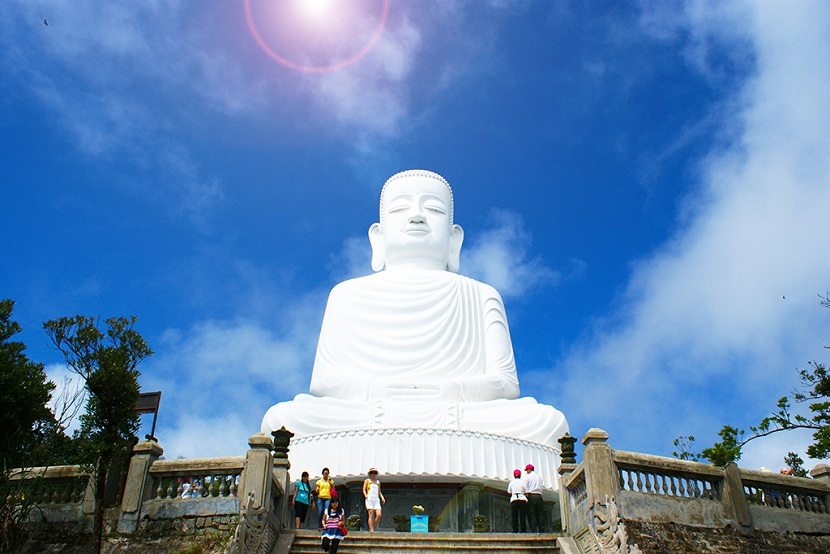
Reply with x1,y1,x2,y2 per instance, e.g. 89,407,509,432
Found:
2,1,828,470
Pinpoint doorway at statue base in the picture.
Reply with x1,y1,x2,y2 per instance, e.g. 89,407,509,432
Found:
287,427,562,490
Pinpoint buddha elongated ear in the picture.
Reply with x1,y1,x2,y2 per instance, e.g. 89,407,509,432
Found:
447,224,464,273
368,223,385,272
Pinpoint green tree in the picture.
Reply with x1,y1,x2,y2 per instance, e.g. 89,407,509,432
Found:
44,315,152,553
784,452,809,477
0,299,56,470
0,300,61,553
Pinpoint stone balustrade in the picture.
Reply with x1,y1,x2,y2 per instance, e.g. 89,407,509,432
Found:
741,468,829,513
148,456,244,500
7,465,90,506
614,450,723,501
559,428,830,544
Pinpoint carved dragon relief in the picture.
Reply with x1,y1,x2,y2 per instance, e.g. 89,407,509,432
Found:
226,492,278,554
587,496,642,554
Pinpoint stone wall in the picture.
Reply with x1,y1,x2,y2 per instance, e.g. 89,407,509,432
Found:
624,519,830,554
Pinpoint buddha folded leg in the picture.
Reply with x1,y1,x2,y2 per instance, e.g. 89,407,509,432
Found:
261,394,567,447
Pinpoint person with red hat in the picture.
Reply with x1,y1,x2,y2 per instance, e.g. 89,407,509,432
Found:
507,469,527,533
523,464,545,532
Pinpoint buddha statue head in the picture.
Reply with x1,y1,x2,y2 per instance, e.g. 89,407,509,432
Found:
369,170,465,272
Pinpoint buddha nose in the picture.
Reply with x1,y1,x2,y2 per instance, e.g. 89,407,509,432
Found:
409,210,426,223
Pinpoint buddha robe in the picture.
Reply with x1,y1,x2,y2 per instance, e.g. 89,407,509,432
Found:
261,269,567,446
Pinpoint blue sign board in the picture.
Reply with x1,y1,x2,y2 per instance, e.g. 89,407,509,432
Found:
410,514,429,533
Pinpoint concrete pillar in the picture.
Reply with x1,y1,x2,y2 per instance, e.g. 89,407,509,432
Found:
458,482,483,532
238,433,275,512
581,428,618,506
116,440,164,533
811,465,830,512
721,462,752,528
345,481,366,530
810,464,830,482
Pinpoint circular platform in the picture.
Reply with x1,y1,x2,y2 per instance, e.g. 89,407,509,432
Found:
288,427,562,490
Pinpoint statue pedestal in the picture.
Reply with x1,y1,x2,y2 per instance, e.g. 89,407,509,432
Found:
288,427,562,490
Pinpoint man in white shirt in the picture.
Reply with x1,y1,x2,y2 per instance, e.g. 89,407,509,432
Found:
522,464,546,532
506,469,527,533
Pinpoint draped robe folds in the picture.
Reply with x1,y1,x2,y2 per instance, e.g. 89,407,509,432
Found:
261,269,568,447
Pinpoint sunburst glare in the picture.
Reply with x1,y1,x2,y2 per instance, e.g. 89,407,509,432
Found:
245,0,390,73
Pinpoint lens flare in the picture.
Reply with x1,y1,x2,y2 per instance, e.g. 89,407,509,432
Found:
244,0,390,74
297,0,335,20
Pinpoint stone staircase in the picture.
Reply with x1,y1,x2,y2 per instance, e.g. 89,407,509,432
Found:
285,530,562,553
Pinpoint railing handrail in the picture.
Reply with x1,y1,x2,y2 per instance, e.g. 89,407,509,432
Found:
740,469,830,494
8,465,88,480
150,456,245,475
562,463,585,490
612,449,724,479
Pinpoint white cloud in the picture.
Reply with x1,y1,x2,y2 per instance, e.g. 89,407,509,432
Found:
461,210,560,298
327,235,373,282
305,12,421,138
549,0,830,469
741,428,813,474
139,309,322,458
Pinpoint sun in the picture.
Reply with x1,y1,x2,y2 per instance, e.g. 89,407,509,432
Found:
244,0,390,74
296,0,336,21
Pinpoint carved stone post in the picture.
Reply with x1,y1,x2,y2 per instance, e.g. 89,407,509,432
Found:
239,433,275,512
271,427,294,529
581,428,618,506
558,433,578,533
721,462,752,528
116,440,164,533
811,464,830,482
811,464,830,512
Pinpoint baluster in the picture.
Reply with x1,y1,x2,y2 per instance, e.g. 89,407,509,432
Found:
220,476,228,497
677,477,686,497
815,495,824,514
635,471,643,492
176,479,184,498
40,484,50,504
626,470,634,492
231,475,238,497
618,468,626,490
669,475,677,496
692,479,701,498
156,478,164,499
658,474,667,495
166,478,174,499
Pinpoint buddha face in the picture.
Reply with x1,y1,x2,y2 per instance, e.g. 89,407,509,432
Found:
369,172,464,272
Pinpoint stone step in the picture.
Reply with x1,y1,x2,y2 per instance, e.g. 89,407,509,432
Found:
287,530,561,553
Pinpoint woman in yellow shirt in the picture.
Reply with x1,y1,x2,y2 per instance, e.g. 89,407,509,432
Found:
314,467,334,530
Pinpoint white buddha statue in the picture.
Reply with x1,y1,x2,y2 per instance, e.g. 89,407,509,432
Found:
262,170,568,486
